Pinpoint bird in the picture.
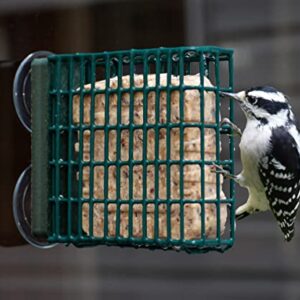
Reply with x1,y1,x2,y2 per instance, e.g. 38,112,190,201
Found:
217,86,300,241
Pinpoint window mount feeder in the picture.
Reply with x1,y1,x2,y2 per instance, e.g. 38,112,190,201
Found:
12,46,236,253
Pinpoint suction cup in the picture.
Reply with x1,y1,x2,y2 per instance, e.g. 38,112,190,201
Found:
13,165,57,248
13,51,53,132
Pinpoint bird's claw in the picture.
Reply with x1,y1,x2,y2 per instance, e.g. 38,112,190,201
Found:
235,211,250,220
221,118,242,137
210,163,236,180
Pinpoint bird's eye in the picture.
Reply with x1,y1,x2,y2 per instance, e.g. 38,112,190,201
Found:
248,97,258,105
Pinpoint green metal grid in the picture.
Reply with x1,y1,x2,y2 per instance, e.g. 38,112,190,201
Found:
32,46,235,253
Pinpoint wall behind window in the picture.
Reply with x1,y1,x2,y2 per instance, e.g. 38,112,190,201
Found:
1,1,300,299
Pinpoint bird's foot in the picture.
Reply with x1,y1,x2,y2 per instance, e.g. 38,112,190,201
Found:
235,211,250,220
210,163,237,180
221,118,242,137
235,204,259,220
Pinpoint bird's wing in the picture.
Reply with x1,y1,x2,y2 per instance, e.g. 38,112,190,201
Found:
259,126,300,241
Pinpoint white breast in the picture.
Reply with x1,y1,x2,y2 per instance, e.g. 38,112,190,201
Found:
239,120,271,190
238,120,272,211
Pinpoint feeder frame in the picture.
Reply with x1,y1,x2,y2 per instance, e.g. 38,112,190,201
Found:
29,46,235,253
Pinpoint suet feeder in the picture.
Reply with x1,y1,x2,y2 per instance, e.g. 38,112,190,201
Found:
13,46,235,253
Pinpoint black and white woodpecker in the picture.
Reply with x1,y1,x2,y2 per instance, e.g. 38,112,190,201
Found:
218,86,300,241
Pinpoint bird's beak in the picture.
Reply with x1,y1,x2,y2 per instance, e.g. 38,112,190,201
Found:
219,91,244,103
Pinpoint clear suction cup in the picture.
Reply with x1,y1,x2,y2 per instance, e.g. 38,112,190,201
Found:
13,165,57,249
13,51,53,132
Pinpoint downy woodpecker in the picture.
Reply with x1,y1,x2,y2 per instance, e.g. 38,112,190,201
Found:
219,86,300,241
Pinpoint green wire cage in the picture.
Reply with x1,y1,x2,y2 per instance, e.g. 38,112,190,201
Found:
13,46,235,253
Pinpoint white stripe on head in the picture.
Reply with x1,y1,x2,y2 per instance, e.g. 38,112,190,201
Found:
248,90,286,103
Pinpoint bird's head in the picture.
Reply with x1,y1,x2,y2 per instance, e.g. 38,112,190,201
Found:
220,86,294,126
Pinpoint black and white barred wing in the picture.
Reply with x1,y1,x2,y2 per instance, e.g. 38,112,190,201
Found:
259,127,300,241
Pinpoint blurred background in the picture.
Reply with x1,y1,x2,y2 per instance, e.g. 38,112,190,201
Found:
1,0,300,299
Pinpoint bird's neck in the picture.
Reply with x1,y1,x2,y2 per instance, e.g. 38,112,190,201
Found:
246,110,292,129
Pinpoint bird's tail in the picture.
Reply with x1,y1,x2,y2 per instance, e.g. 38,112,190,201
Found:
277,218,295,242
